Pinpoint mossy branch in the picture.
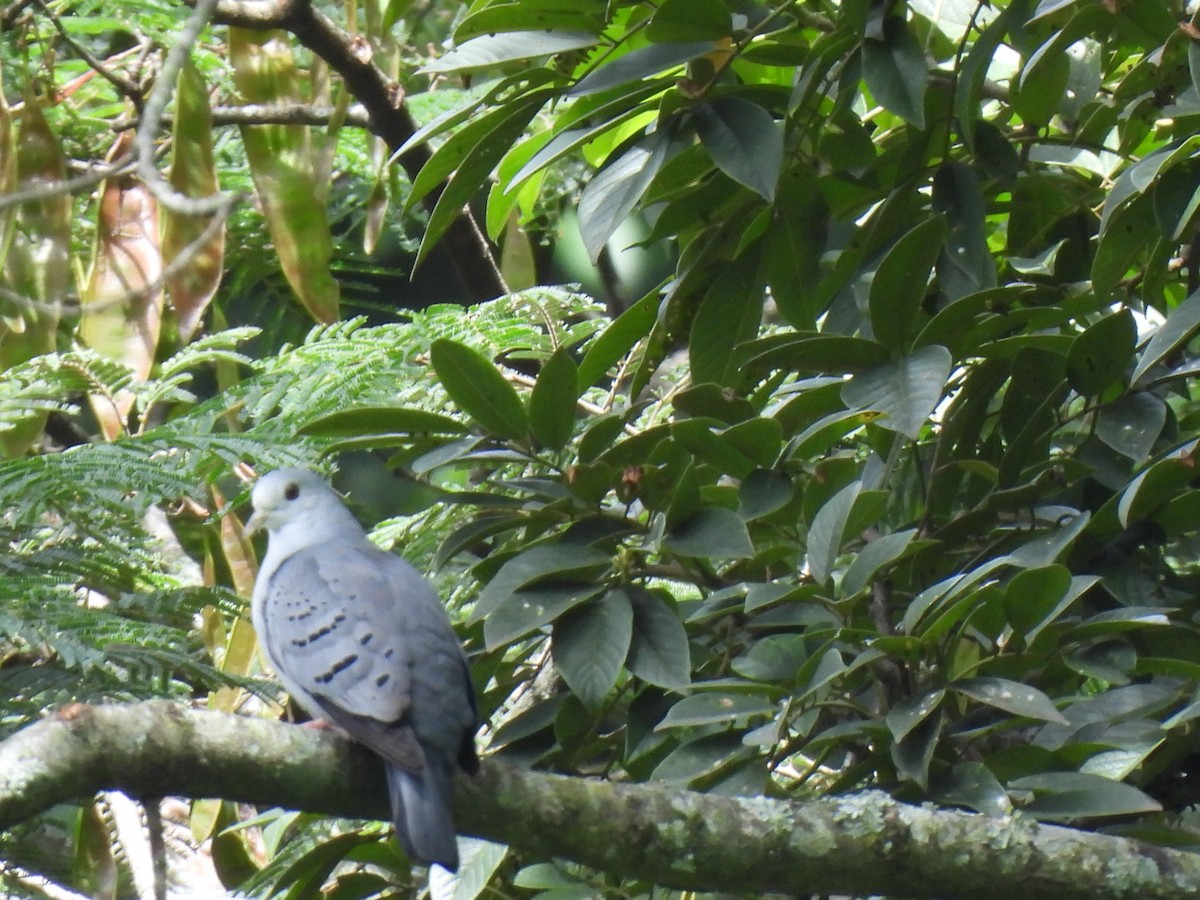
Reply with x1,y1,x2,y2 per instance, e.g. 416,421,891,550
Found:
1,702,1198,899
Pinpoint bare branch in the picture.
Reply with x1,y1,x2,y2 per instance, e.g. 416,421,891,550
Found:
136,0,238,217
209,0,505,300
2,702,1200,900
31,0,145,104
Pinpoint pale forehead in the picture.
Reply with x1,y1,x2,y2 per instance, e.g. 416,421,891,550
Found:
251,468,326,505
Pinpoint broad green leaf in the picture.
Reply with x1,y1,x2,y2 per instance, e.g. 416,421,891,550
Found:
529,348,579,451
552,590,633,709
1002,564,1072,637
416,90,556,268
732,635,805,682
694,97,782,202
890,714,941,789
738,469,794,521
456,2,604,42
665,507,754,559
626,588,691,690
1066,310,1136,395
299,407,468,438
1092,192,1156,301
935,762,1013,817
768,165,829,328
840,528,918,596
806,481,859,587
886,689,945,743
841,345,953,439
471,543,611,625
230,28,339,324
430,339,529,441
578,129,678,261
933,163,996,302
1012,773,1161,820
952,677,1069,724
1007,512,1089,568
863,19,927,128
869,217,946,348
1095,392,1166,464
421,31,598,74
485,582,606,649
955,8,1012,152
1131,287,1200,384
578,287,659,388
646,0,731,43
656,692,776,730
1116,453,1199,528
162,59,223,343
737,333,891,375
570,42,714,96
429,838,510,900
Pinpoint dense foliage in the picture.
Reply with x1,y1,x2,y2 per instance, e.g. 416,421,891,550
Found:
5,0,1200,896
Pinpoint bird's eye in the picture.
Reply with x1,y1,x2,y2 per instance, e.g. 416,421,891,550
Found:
284,483,300,501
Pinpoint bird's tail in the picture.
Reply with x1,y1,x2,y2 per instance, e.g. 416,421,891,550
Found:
386,759,459,871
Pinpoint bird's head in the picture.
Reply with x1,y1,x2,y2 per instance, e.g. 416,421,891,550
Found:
245,467,355,539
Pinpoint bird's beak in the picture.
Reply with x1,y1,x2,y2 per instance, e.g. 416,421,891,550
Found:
244,511,263,536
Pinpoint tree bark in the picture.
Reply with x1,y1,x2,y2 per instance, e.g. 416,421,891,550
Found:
206,0,507,301
2,702,1198,899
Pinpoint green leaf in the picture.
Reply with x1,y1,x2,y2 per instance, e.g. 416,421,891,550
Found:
470,542,610,627
1066,310,1136,395
578,288,660,388
952,677,1069,725
840,528,919,596
935,762,1013,817
1012,773,1162,820
841,345,953,439
806,481,859,587
665,507,754,559
578,130,678,261
529,348,579,450
1002,564,1072,637
456,2,605,41
430,339,529,441
738,469,794,521
736,333,891,376
694,97,782,202
869,217,946,348
484,582,606,650
886,689,945,743
656,692,776,730
1092,192,1156,301
298,407,468,438
626,588,692,690
421,31,597,74
1095,392,1166,464
863,19,927,128
552,589,633,709
416,91,555,268
891,718,942,791
933,162,996,302
1131,287,1200,384
646,0,731,43
570,42,714,96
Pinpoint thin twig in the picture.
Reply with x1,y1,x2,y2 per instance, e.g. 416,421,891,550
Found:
32,0,145,105
135,0,237,216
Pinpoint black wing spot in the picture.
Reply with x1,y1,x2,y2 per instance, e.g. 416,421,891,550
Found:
375,673,390,687
359,633,373,646
315,654,359,684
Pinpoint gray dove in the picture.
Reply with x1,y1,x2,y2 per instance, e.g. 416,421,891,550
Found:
246,467,478,870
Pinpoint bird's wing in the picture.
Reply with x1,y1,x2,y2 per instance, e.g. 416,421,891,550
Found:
259,542,429,771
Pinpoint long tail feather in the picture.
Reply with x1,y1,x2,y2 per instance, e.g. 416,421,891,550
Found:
386,760,459,871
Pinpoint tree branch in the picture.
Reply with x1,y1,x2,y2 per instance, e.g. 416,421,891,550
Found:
2,702,1198,900
206,0,506,300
